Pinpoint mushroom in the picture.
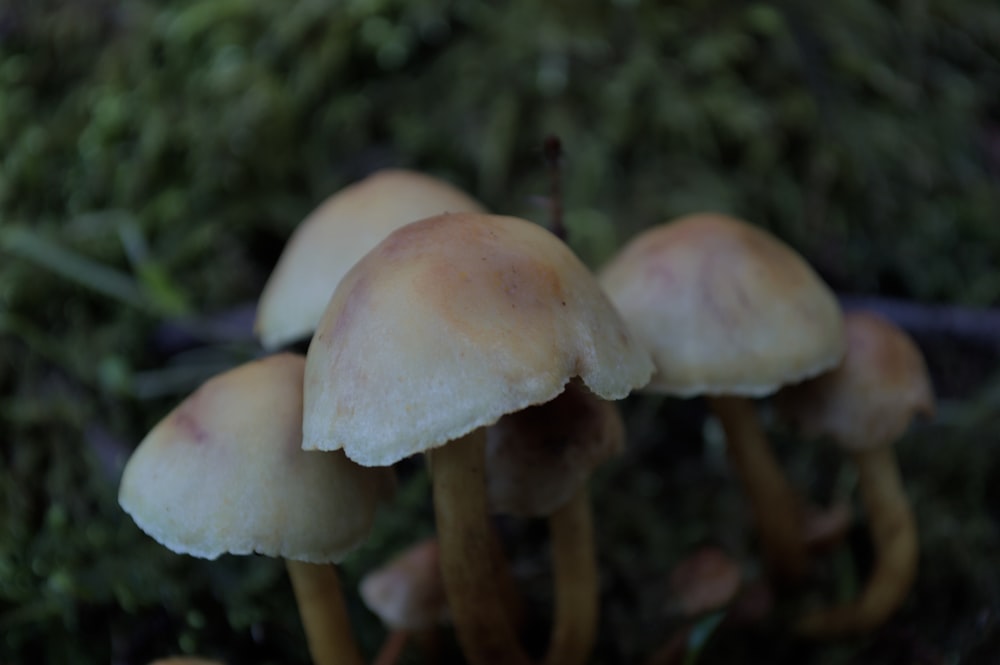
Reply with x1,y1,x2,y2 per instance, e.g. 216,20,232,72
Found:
302,212,653,665
485,380,625,665
599,212,845,583
646,546,743,665
360,537,448,665
119,353,394,665
776,310,934,636
255,168,484,350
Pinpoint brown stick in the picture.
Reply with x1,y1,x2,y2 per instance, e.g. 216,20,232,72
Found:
798,446,918,636
285,560,364,665
708,396,807,584
543,485,598,665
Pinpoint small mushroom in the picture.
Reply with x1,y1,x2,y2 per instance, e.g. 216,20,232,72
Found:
119,354,394,665
255,168,485,349
302,212,653,665
646,546,743,665
667,546,744,618
486,381,625,665
599,213,845,583
776,310,934,636
360,537,448,665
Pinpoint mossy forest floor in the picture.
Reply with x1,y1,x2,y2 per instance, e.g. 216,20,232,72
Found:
2,1,999,663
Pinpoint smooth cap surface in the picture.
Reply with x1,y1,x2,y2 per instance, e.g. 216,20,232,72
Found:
303,212,653,466
599,213,845,397
776,310,935,451
485,381,625,517
255,169,485,349
119,353,394,562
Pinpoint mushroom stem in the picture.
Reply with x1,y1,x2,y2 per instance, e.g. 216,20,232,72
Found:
543,485,598,665
798,446,918,637
708,396,806,583
428,430,533,665
285,560,365,665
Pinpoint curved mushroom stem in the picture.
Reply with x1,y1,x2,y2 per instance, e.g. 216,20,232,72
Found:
285,560,364,665
798,445,918,637
708,396,807,584
428,429,533,665
543,485,598,665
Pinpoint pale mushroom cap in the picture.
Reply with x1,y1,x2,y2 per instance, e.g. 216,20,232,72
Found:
119,353,394,563
255,169,486,349
303,212,653,466
485,381,625,517
359,538,448,631
599,213,845,397
776,310,935,452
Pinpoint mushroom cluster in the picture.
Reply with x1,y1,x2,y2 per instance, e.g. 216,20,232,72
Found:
118,168,935,664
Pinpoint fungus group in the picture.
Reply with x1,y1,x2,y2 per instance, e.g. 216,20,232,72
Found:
118,168,935,664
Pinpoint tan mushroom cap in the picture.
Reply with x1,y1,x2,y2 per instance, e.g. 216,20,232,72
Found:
360,538,448,631
599,213,845,397
776,310,935,452
256,169,486,349
485,380,625,517
303,212,653,466
119,353,394,563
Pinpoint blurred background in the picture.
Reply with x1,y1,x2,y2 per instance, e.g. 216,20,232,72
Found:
1,0,998,663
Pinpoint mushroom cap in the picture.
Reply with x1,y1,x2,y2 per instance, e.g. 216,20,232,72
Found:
776,310,935,451
359,538,448,631
485,381,625,517
303,212,653,466
255,169,485,349
668,545,743,617
599,213,845,397
119,353,395,563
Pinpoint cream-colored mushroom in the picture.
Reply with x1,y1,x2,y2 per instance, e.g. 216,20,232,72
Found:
255,169,485,349
303,212,653,665
600,212,845,583
119,353,394,665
